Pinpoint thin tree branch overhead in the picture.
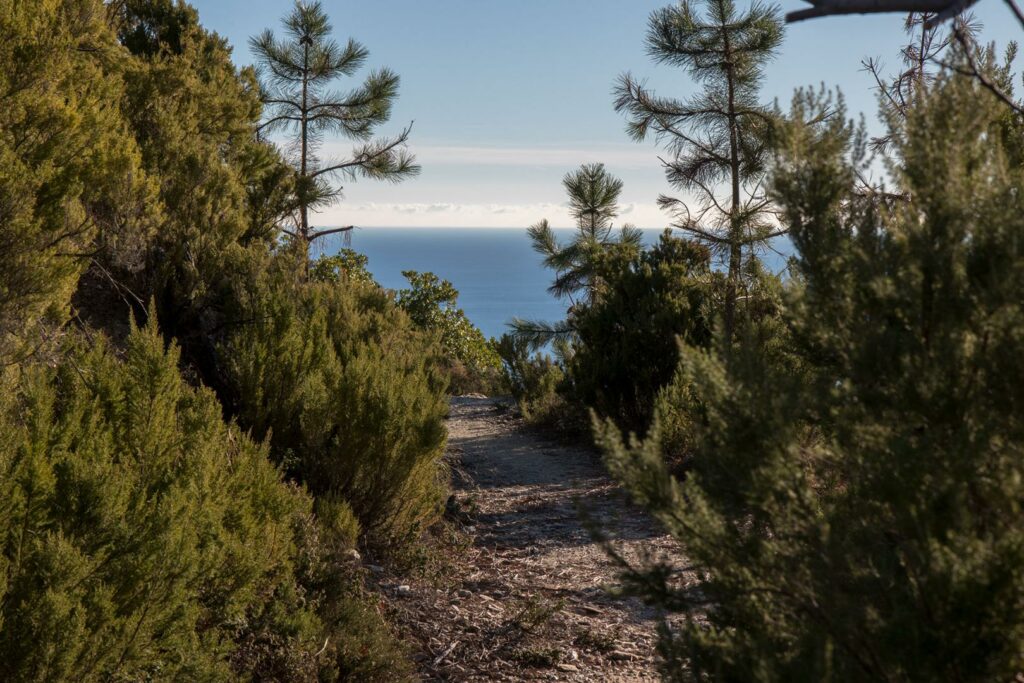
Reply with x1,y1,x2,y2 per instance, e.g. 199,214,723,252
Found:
786,0,980,24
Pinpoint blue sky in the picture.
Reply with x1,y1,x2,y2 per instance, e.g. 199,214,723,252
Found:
191,0,1023,228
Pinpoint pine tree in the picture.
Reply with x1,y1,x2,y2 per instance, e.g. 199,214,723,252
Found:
599,56,1024,681
513,163,643,349
251,0,419,257
861,12,976,154
614,0,783,345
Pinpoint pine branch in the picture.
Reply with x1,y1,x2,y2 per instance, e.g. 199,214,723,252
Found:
508,318,576,352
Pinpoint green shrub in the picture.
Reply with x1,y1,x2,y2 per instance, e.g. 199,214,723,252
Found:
0,317,314,680
496,335,584,433
599,70,1024,681
311,250,379,288
569,232,718,437
651,255,790,467
0,4,436,680
397,270,503,395
314,493,362,550
111,0,295,369
226,261,449,546
284,511,414,683
0,313,415,681
0,0,157,361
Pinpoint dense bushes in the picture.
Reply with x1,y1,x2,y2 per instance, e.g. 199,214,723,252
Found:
496,335,581,432
110,0,453,552
0,0,157,361
225,260,449,545
0,318,414,681
314,253,503,396
569,232,718,437
599,67,1024,680
0,1,447,679
0,319,308,679
509,165,721,438
506,230,733,443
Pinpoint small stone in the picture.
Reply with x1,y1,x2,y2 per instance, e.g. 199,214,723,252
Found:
396,585,412,597
556,663,579,672
367,564,384,574
457,589,472,598
344,548,361,562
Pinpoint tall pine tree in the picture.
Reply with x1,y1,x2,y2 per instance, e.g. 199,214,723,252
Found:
251,1,418,257
614,0,783,345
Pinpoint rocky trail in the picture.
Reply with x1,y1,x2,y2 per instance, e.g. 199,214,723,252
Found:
381,397,679,682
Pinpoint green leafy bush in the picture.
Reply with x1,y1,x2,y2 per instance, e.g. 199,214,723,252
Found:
599,69,1024,681
397,270,503,395
311,249,380,288
226,262,449,546
569,231,718,438
0,318,316,680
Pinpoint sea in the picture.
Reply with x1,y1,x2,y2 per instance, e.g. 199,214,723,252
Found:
320,227,790,340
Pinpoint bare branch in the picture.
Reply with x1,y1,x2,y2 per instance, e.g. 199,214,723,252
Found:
308,226,356,241
786,0,979,24
1005,0,1024,27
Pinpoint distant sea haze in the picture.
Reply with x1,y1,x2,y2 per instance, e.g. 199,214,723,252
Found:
322,227,791,340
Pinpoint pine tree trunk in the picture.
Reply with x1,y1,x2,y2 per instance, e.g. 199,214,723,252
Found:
300,36,311,276
723,27,741,352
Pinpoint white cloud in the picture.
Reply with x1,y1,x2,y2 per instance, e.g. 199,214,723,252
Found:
311,201,669,228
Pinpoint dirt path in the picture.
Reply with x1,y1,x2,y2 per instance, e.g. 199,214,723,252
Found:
384,397,677,682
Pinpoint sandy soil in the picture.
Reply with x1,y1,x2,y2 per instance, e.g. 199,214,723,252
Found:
382,397,679,682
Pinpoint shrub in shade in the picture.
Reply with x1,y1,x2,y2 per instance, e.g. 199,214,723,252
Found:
569,231,718,438
599,72,1024,681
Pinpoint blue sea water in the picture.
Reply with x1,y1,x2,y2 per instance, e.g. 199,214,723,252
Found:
323,227,606,339
322,227,790,340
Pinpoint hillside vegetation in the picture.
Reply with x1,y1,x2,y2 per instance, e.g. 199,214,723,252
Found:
3,0,1024,681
